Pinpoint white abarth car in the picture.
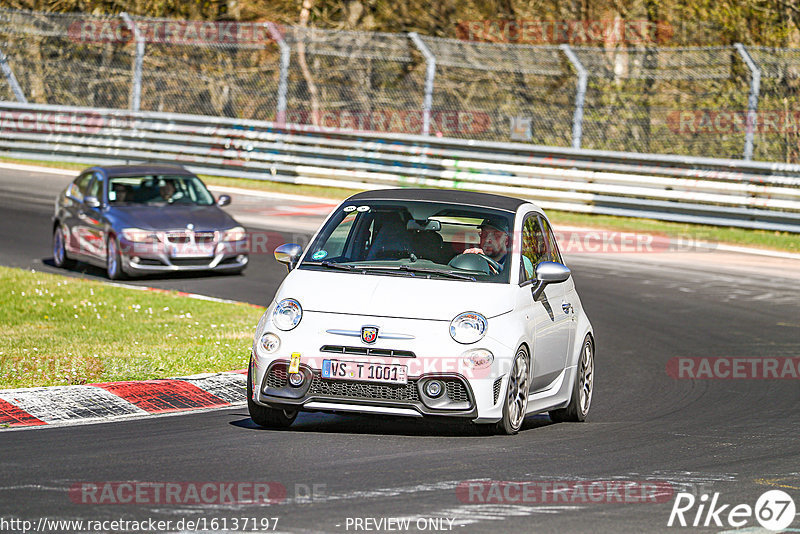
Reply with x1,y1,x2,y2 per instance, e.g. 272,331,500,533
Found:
249,189,594,434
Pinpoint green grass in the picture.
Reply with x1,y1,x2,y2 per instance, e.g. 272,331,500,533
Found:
0,156,87,172
1,155,797,253
0,266,264,389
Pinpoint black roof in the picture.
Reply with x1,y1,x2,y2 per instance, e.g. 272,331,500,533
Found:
92,164,195,178
345,188,528,212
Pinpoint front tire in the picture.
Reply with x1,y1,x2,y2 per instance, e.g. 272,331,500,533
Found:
497,347,531,435
550,335,594,423
53,225,75,269
106,236,126,280
247,359,298,429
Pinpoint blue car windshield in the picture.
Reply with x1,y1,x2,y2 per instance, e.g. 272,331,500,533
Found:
107,175,215,206
299,200,514,283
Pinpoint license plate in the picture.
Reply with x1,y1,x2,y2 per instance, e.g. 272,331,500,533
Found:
321,359,407,385
171,244,214,258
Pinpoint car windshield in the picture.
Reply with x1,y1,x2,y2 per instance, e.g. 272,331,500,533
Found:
299,200,514,283
107,174,215,206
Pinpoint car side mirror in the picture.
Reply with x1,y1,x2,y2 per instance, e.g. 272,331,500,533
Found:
84,195,101,209
274,243,303,271
217,194,232,207
531,261,571,300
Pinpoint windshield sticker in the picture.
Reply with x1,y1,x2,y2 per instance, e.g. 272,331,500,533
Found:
311,250,328,260
343,206,356,212
356,206,371,212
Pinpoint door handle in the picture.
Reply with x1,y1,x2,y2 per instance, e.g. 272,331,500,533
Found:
562,303,572,314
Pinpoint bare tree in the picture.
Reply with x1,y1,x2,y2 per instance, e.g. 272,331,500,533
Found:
296,0,320,126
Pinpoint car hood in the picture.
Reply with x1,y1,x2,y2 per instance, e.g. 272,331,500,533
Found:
276,269,515,321
111,205,238,231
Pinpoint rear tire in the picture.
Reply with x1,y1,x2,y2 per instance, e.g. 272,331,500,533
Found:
53,225,75,269
497,347,530,435
549,335,594,423
247,359,298,429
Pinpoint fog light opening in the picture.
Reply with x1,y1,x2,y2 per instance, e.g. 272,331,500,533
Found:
130,256,140,264
288,372,304,387
425,380,444,398
237,254,247,264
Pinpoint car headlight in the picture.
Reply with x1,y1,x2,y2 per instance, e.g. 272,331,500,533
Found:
462,348,494,368
449,312,487,344
121,228,159,243
258,332,280,355
272,298,302,331
222,226,246,242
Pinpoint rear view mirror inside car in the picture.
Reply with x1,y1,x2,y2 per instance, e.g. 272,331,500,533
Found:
407,219,441,232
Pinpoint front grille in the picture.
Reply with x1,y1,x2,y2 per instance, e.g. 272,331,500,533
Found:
446,380,469,403
321,345,415,358
309,375,420,402
266,365,288,388
165,231,217,245
493,377,502,404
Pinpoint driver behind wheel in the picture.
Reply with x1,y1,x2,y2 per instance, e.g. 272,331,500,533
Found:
463,217,509,269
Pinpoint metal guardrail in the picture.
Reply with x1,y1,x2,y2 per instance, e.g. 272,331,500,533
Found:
1,101,799,233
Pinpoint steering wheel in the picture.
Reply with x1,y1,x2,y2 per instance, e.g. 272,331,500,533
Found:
477,253,502,274
448,252,502,275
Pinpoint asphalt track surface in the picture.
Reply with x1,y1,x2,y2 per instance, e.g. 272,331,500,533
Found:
1,167,800,533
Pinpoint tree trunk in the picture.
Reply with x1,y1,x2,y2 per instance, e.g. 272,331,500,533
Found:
297,0,320,126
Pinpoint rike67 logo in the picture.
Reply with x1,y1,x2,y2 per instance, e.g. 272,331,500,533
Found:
668,490,796,531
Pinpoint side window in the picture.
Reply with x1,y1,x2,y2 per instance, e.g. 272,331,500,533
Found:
68,173,93,201
539,216,563,264
87,173,104,203
520,215,548,281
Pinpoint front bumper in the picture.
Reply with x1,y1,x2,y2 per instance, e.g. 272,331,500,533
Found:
255,360,484,419
119,237,248,273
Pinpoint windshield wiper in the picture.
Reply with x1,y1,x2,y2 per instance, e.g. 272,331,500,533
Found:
304,261,354,271
398,266,476,281
305,262,474,280
351,265,475,281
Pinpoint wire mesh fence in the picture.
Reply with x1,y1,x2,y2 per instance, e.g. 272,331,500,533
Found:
574,46,751,159
1,8,800,163
281,27,428,134
135,17,282,119
420,37,572,145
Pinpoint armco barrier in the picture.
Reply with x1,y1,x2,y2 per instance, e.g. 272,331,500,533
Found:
1,101,799,233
